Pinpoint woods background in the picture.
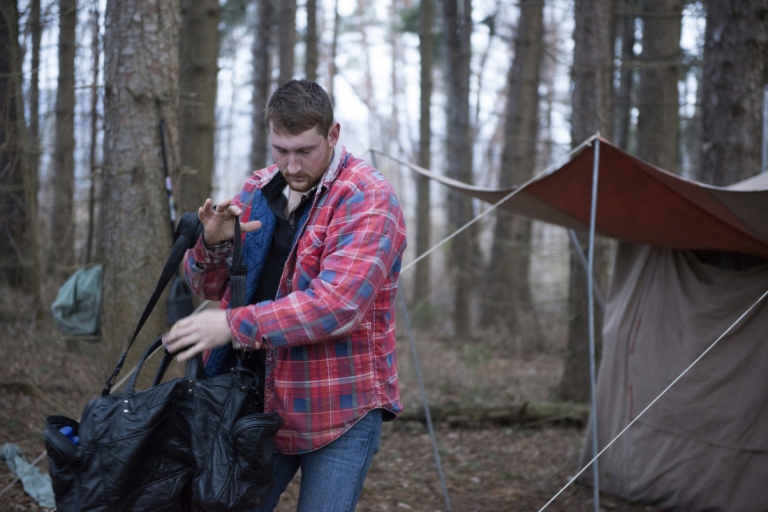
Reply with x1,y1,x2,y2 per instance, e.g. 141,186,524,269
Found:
1,0,767,510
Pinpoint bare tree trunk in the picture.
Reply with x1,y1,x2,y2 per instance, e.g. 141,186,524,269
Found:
28,0,41,206
101,0,180,374
356,0,379,142
472,4,497,129
278,0,296,86
86,0,100,264
555,0,613,403
699,0,768,186
612,0,635,151
443,0,474,339
306,0,318,82
328,0,340,104
178,0,218,213
387,0,403,197
636,0,682,172
413,0,433,311
538,9,559,168
251,0,273,171
0,0,40,296
482,0,544,355
49,0,77,273
571,0,613,144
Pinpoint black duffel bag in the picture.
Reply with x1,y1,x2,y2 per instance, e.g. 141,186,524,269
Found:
44,213,283,511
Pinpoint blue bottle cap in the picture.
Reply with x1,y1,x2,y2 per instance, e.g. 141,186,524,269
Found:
59,426,73,437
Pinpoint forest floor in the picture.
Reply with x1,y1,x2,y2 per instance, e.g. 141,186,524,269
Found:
0,293,659,512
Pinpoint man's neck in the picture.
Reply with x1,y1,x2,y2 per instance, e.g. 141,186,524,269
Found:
286,188,304,215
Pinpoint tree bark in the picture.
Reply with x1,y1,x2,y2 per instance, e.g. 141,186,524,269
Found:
413,0,433,311
86,0,100,264
251,0,273,171
555,0,613,403
101,0,180,375
636,0,683,172
482,0,544,354
571,0,613,144
442,0,475,339
612,0,635,151
49,0,77,272
387,0,403,196
305,0,318,82
28,0,41,208
278,0,296,86
328,0,340,105
0,0,39,295
699,0,768,186
178,0,218,213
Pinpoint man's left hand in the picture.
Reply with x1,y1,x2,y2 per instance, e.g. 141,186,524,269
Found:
163,310,232,362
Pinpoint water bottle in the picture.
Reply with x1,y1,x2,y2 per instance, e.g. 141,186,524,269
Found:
59,426,80,446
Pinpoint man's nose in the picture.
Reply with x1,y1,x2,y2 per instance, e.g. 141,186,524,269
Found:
287,153,301,173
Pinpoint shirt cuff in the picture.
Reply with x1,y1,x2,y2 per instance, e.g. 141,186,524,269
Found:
227,306,263,350
190,235,232,266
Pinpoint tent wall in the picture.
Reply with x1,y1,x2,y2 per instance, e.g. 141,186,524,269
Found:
578,243,768,511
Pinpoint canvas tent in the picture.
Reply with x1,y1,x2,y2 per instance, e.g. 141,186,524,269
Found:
394,137,768,511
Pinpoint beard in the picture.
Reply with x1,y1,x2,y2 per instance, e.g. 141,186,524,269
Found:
282,144,334,193
284,173,319,193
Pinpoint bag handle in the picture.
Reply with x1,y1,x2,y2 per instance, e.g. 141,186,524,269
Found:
124,336,205,395
102,212,245,396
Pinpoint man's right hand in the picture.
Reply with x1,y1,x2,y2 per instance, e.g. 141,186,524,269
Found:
198,197,262,246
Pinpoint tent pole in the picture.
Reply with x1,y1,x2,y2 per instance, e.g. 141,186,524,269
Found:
567,229,606,312
762,84,768,173
587,136,601,512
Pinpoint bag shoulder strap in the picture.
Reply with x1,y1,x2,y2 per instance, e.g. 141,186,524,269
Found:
102,213,245,395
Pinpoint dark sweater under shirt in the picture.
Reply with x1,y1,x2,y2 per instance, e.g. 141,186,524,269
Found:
241,172,314,397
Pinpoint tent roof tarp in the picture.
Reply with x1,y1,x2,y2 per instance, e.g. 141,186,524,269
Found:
404,137,768,256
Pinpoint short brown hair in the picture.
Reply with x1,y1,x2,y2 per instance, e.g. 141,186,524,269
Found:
264,80,334,136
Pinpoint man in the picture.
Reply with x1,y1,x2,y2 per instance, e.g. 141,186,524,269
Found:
163,80,406,511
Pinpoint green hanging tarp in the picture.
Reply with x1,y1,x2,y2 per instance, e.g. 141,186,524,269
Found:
51,264,102,336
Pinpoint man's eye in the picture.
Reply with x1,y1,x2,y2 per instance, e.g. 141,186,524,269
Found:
276,149,287,154
300,150,311,155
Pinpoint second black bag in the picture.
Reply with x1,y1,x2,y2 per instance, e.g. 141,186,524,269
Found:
44,213,284,511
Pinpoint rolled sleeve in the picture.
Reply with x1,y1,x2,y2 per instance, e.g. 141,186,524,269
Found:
183,236,234,301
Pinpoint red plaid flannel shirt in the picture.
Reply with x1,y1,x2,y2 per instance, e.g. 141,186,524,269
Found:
184,148,406,453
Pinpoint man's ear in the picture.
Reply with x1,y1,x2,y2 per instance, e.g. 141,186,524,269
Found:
327,122,340,148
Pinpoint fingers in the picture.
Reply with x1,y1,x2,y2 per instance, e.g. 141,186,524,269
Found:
176,342,208,363
163,318,197,352
199,198,241,220
198,198,214,222
241,220,262,233
216,198,232,215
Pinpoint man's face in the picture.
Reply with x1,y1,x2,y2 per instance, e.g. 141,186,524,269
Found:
269,122,340,192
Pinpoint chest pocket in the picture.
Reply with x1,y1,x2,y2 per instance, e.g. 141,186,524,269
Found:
294,226,327,287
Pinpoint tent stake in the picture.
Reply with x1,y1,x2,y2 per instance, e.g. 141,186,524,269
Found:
587,136,601,512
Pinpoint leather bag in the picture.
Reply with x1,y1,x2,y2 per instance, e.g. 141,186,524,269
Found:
44,213,283,511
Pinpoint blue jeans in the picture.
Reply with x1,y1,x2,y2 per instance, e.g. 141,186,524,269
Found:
249,408,383,512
